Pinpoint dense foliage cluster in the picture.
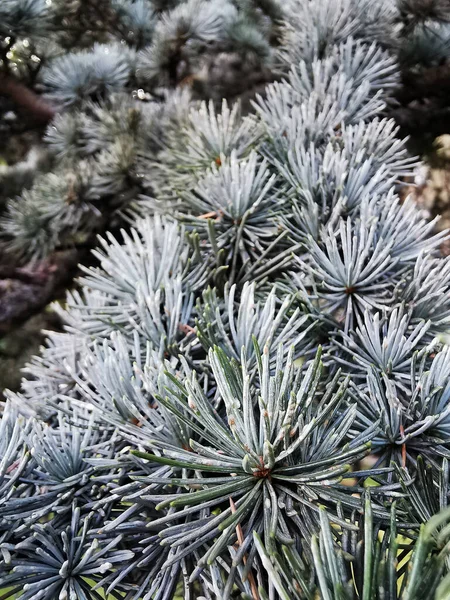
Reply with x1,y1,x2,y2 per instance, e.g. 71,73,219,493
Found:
3,0,450,598
0,0,280,259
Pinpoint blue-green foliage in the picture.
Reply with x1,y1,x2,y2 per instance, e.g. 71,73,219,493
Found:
3,0,450,599
0,0,279,262
0,0,50,37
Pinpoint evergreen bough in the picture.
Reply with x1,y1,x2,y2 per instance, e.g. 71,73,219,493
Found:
3,0,450,598
0,0,279,259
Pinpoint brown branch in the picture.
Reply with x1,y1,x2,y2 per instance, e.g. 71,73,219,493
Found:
0,208,129,336
0,72,56,124
0,249,84,335
0,266,51,284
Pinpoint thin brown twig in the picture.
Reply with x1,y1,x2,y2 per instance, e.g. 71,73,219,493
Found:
230,497,260,600
198,210,220,219
400,425,407,468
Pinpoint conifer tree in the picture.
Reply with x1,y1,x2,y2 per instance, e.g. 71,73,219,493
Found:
3,0,450,599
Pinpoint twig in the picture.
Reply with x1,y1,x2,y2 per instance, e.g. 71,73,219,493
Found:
230,498,260,600
400,425,407,468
